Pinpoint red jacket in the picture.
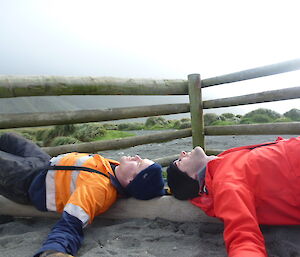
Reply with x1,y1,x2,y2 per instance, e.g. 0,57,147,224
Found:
191,136,300,257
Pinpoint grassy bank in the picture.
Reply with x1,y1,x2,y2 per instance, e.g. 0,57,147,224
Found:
2,107,299,147
0,116,191,147
0,124,135,147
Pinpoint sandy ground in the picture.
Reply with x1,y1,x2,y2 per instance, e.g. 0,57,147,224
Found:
0,216,300,257
1,133,300,257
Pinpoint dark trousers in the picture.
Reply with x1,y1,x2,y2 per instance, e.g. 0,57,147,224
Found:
0,133,50,204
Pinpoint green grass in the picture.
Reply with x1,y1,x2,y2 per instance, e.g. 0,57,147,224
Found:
0,125,136,146
94,130,135,141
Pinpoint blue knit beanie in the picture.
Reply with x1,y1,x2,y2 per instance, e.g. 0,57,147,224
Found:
111,163,165,200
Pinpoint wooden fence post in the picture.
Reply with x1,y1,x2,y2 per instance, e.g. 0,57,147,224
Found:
188,74,205,149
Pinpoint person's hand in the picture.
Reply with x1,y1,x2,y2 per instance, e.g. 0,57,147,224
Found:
39,250,74,257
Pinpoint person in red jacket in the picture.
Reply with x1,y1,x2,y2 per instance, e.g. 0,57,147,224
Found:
167,136,300,257
0,133,165,257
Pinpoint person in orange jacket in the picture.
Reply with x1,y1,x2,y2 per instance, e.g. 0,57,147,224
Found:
0,133,165,257
167,136,300,257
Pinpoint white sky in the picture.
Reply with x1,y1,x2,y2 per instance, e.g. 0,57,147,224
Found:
0,0,299,114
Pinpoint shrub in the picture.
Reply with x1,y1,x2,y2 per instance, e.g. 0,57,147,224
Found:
18,128,37,137
102,123,118,130
178,122,191,129
50,136,80,147
20,132,35,141
219,113,240,124
221,113,235,119
240,118,252,124
204,113,219,126
274,117,293,123
170,120,191,129
74,124,106,142
284,108,300,121
35,128,50,141
180,118,191,123
231,116,241,123
211,120,236,126
243,108,281,120
249,114,273,123
145,116,168,128
172,120,182,129
117,122,144,130
40,124,77,146
52,124,76,136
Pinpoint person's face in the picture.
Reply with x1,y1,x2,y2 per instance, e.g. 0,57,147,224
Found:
174,146,207,179
115,155,154,187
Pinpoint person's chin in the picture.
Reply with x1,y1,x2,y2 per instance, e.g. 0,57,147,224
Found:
193,146,205,156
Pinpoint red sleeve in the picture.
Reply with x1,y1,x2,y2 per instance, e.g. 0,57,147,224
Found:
213,181,267,257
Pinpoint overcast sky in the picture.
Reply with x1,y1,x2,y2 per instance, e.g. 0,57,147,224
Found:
0,0,299,114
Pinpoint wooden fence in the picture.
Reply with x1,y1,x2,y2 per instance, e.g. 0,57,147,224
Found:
1,58,300,166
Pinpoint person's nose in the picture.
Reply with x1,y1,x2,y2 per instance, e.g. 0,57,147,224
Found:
134,155,142,161
179,151,186,159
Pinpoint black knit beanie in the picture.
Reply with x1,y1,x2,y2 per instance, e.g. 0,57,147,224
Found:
166,162,199,200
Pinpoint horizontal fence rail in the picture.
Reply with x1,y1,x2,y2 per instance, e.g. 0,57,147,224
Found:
0,76,188,98
205,122,300,135
43,128,192,157
153,155,178,167
203,86,300,109
0,103,190,129
202,58,300,88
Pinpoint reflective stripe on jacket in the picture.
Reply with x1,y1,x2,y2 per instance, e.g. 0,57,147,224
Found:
191,136,300,257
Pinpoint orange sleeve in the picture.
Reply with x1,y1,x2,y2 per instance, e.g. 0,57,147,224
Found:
213,181,267,257
65,174,117,226
68,184,116,221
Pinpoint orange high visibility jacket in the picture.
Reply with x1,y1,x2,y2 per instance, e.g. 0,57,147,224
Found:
44,152,119,225
30,152,121,256
191,136,300,257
